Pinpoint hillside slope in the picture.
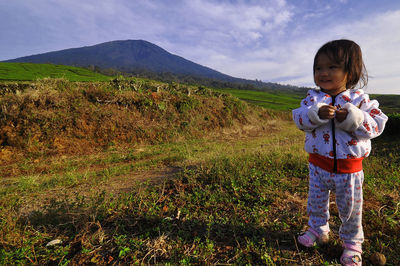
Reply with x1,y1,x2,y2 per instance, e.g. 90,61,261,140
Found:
0,62,111,82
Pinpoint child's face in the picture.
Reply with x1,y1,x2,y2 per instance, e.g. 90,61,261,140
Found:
314,53,347,96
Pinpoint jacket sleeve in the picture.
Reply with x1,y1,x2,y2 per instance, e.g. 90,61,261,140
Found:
337,95,388,139
292,92,330,132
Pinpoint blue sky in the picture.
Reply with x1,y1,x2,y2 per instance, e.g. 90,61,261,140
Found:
1,0,399,94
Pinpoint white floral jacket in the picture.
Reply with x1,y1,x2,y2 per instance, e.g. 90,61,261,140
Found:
292,88,388,173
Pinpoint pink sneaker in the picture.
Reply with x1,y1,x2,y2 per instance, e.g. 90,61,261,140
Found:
297,228,329,247
340,244,362,266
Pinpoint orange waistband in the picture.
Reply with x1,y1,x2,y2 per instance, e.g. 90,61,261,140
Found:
309,153,363,174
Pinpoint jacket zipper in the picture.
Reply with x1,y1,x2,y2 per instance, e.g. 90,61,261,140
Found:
331,95,337,173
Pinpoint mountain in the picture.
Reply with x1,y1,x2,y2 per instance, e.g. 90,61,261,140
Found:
4,40,305,92
4,40,238,81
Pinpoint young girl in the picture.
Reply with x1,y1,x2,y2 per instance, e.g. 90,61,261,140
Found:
292,39,388,265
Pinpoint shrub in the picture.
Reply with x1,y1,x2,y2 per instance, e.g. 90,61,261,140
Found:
0,79,269,160
382,113,400,138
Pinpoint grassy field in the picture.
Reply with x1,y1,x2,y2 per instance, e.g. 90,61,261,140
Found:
215,88,303,111
217,87,400,114
371,94,400,114
0,78,399,265
0,62,111,82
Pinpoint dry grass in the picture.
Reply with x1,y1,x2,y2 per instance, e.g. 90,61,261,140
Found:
0,78,273,164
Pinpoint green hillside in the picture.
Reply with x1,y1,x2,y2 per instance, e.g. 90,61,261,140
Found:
371,94,400,113
216,87,303,111
217,88,400,113
0,62,111,82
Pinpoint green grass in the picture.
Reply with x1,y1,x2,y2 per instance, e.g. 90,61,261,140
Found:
215,88,303,111
1,120,399,265
0,62,112,82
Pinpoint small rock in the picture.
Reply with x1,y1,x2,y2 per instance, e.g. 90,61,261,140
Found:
46,239,62,247
370,252,386,266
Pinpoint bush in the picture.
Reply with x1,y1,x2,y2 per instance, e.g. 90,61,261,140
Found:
382,113,400,138
0,79,270,159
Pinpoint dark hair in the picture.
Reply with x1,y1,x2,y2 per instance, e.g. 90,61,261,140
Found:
313,39,368,90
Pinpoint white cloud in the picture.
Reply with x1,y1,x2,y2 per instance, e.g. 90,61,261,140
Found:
354,11,400,93
155,0,296,76
177,0,293,46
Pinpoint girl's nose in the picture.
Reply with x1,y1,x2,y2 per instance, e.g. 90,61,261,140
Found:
319,68,329,75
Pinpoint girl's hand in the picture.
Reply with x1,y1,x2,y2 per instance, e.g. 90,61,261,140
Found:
335,108,349,122
318,105,336,119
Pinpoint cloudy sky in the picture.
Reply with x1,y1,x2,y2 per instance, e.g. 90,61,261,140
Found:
1,0,400,94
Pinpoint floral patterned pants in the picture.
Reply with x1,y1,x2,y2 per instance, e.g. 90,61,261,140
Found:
307,163,364,247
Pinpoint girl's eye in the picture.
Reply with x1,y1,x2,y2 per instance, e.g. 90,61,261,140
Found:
329,65,338,69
